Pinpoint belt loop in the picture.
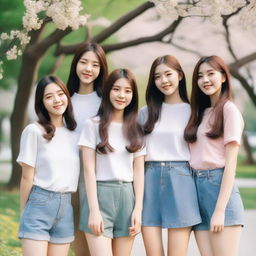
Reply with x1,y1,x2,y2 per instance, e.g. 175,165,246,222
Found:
207,170,210,179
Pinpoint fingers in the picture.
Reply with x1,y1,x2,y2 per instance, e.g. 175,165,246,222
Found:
89,221,104,236
210,224,224,233
129,217,141,236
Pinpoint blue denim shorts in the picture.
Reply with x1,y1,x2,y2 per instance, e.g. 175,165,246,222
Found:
142,161,201,228
193,168,244,231
79,181,134,238
19,186,74,243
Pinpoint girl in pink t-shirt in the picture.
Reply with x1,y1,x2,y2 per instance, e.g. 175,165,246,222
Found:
185,56,244,256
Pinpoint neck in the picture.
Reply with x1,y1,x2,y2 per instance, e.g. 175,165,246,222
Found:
78,82,94,94
50,115,64,127
111,110,124,123
210,91,221,107
164,91,183,104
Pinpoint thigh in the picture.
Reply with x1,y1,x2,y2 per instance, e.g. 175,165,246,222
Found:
142,226,164,256
22,239,48,256
85,232,112,256
48,243,70,256
167,227,191,256
112,236,135,256
72,230,90,256
210,226,241,256
194,230,213,256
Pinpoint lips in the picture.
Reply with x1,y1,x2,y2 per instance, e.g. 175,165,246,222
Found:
53,104,63,109
83,73,92,78
162,84,171,90
115,100,125,105
203,84,212,89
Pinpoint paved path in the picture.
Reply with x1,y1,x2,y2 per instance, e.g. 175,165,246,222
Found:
132,210,256,256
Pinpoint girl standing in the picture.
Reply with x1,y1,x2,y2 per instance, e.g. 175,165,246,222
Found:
139,55,201,256
184,56,244,256
17,75,80,256
67,42,108,256
78,68,145,256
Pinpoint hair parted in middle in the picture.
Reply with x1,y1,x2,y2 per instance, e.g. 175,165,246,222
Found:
35,75,76,141
184,55,232,143
144,55,189,134
67,42,108,97
96,68,144,154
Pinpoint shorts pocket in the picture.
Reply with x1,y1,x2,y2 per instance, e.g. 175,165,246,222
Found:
29,191,49,206
208,172,223,186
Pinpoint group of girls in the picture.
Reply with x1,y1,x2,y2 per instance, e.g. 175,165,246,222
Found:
17,42,245,256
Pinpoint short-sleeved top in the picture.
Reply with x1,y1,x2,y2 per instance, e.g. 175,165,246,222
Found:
138,103,191,161
189,101,244,170
78,117,146,182
17,123,80,192
71,91,101,133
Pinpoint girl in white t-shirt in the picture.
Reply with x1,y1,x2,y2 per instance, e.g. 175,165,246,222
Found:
139,55,201,256
17,75,80,256
66,42,108,256
184,56,244,256
78,68,145,256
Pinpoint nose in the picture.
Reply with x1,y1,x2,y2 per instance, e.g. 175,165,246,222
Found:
161,75,168,84
53,95,61,103
85,63,92,72
202,75,209,83
118,90,125,98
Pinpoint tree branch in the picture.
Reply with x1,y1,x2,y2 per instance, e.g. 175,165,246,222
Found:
55,1,154,56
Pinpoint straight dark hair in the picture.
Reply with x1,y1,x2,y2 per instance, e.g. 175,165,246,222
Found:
96,68,143,154
144,55,189,134
67,42,108,97
184,55,232,143
35,75,76,140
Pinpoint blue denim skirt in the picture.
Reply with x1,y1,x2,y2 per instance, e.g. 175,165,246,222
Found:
142,161,201,228
193,168,244,231
19,186,74,243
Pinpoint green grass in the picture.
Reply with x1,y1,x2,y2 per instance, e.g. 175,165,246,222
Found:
240,188,256,209
236,165,256,179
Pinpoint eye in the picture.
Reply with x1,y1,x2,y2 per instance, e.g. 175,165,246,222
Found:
112,87,119,91
79,60,87,64
58,92,65,97
167,72,172,76
93,64,99,68
208,72,215,76
155,76,160,80
125,89,132,93
198,74,203,78
45,95,52,100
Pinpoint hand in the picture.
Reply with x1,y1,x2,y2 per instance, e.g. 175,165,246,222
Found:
88,209,104,236
210,209,225,232
129,208,142,236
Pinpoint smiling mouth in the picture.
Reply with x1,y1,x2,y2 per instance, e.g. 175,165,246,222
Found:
162,85,171,89
83,73,92,78
53,105,63,109
116,100,125,105
203,84,212,89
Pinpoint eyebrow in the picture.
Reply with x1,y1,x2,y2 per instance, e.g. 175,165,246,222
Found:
198,69,215,74
80,58,99,63
155,70,173,75
44,89,63,96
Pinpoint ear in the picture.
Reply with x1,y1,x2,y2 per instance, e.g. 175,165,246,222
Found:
179,72,183,81
222,73,226,83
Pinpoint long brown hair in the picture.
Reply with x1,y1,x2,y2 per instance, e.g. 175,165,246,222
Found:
35,75,76,140
67,42,108,97
184,56,232,143
96,69,143,154
144,55,189,134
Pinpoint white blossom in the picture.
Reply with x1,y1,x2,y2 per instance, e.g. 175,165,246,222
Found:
6,45,18,60
1,33,9,40
0,61,3,80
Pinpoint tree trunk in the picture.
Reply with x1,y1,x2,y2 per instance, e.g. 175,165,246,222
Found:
242,132,255,165
8,52,40,190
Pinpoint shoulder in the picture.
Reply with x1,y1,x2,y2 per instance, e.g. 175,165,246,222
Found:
22,123,42,136
223,101,242,116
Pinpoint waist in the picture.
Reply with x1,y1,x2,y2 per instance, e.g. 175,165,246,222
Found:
192,167,224,177
31,185,72,197
145,161,189,168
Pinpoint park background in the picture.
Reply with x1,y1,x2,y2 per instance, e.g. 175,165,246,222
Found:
0,0,256,255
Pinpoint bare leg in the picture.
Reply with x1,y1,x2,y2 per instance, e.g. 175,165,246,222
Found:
47,243,70,256
167,227,191,256
112,236,135,256
142,227,164,256
72,191,90,256
22,239,48,256
194,230,214,256
210,226,241,256
85,232,112,256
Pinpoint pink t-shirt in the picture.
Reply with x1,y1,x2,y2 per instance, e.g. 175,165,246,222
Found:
189,101,244,170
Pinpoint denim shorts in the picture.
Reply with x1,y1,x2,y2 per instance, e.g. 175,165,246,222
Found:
79,181,134,238
193,168,244,231
19,186,74,243
142,161,201,228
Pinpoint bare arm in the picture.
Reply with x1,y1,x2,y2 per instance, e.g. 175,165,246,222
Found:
129,155,145,236
81,146,103,236
210,141,239,232
20,163,35,211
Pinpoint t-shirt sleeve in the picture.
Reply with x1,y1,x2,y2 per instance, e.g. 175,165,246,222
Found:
223,102,244,145
134,146,146,159
16,124,39,167
138,106,148,125
78,119,97,149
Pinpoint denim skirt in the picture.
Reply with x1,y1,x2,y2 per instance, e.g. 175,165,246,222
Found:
142,161,201,228
193,168,244,230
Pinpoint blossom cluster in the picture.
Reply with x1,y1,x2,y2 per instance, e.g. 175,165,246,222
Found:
0,0,88,79
151,0,254,26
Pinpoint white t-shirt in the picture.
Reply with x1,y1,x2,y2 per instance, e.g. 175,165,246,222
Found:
78,117,146,182
17,123,80,192
71,91,101,133
138,103,191,161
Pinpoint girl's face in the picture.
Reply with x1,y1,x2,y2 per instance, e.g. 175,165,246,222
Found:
154,63,181,96
76,51,100,86
43,83,68,117
197,62,225,98
109,78,133,111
